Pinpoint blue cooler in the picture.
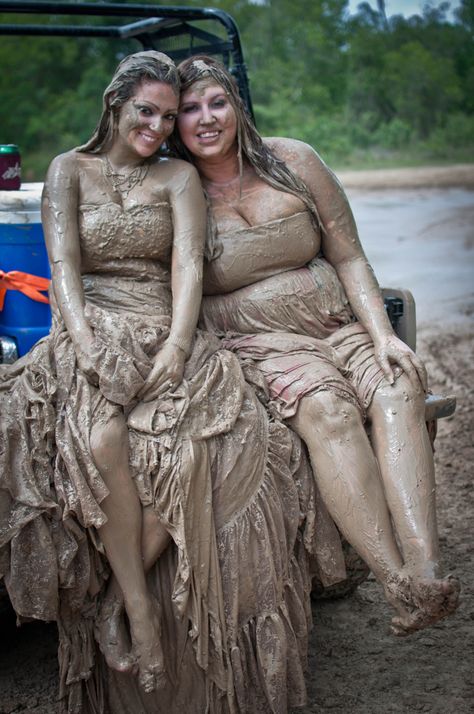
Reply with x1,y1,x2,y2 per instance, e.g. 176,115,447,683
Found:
0,183,51,362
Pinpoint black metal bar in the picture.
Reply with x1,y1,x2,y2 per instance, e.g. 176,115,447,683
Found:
0,2,244,48
118,18,168,40
0,1,226,22
0,23,120,36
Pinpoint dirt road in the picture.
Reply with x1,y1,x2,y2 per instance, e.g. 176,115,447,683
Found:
1,167,473,713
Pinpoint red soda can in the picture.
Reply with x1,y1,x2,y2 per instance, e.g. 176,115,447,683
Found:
0,144,21,190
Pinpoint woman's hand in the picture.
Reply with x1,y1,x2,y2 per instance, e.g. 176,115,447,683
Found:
137,343,186,402
72,328,99,385
374,333,428,391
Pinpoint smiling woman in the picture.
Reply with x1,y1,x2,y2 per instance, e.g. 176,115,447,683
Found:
170,54,460,642
2,50,206,696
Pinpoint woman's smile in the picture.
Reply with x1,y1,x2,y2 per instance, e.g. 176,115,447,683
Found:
197,130,220,141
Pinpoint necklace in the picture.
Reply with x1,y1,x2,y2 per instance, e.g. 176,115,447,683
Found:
103,155,150,199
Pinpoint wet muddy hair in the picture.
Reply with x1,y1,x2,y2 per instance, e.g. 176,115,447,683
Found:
77,50,180,154
168,55,322,232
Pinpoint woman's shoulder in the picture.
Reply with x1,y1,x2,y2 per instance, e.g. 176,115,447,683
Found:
263,137,336,187
47,149,85,176
43,150,85,190
149,156,202,191
263,137,321,163
151,155,198,177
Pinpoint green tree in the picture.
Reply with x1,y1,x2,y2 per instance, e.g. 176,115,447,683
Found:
384,41,462,136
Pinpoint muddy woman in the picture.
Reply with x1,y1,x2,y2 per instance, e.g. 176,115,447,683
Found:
32,50,204,693
170,55,460,636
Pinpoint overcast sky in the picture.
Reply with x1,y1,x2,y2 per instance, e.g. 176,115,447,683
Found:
346,0,461,19
248,0,461,21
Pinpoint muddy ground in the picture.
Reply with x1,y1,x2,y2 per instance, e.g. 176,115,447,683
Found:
1,166,473,713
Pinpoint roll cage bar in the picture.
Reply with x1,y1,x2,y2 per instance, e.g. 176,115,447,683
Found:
0,0,254,121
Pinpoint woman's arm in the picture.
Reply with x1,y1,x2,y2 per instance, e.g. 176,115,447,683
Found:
275,138,427,389
137,162,207,401
41,152,97,380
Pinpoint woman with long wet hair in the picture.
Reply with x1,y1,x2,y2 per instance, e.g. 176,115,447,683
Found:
170,55,460,639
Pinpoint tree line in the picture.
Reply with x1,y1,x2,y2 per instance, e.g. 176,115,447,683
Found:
0,0,472,178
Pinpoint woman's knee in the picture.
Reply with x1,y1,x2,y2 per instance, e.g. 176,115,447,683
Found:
90,414,127,465
295,390,362,437
371,375,424,417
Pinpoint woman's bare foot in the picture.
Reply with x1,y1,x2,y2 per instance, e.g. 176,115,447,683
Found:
390,574,460,636
384,572,460,637
95,596,135,672
129,599,167,693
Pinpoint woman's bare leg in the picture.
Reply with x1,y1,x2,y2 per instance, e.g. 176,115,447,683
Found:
97,505,171,671
90,415,166,691
289,391,404,583
368,376,460,633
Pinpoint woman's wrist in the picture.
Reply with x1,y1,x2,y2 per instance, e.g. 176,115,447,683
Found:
165,334,192,358
70,324,94,348
371,327,392,344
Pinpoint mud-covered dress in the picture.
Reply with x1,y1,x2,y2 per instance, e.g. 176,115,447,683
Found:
200,210,386,420
0,197,344,714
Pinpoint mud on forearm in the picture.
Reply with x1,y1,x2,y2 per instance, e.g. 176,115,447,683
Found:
336,256,393,343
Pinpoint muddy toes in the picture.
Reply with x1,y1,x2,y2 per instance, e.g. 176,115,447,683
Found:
136,641,167,693
388,574,461,636
412,574,461,619
95,598,135,672
131,601,167,693
390,610,429,637
139,662,168,694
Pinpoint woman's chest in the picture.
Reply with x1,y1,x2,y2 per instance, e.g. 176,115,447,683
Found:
209,181,306,232
204,209,321,294
77,171,173,263
78,201,173,264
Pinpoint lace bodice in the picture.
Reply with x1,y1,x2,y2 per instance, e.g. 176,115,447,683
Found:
78,201,173,278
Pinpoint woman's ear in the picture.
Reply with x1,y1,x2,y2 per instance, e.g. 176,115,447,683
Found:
105,90,118,112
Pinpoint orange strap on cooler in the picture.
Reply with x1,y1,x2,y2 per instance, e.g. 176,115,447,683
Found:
0,270,50,310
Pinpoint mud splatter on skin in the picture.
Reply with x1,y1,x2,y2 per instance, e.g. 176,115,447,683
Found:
112,82,178,166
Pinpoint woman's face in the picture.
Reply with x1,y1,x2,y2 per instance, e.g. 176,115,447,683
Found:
116,80,178,159
177,80,238,162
